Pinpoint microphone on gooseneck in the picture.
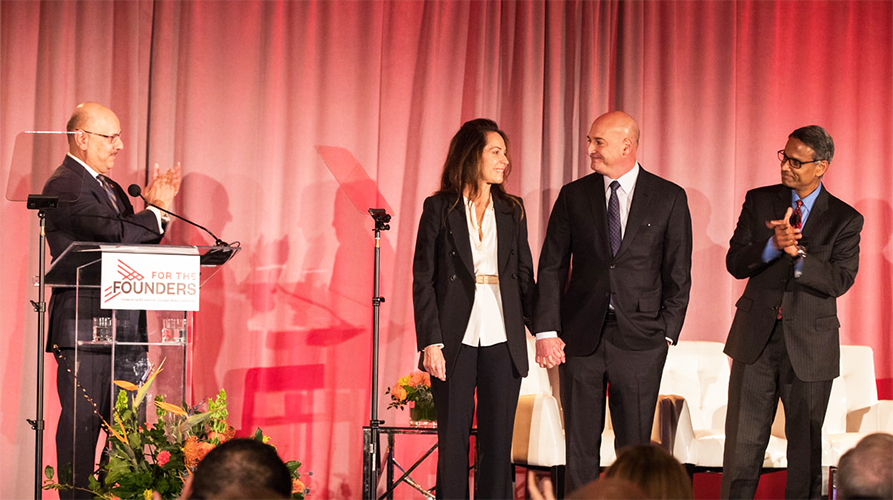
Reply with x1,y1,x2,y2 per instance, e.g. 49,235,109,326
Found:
127,184,229,247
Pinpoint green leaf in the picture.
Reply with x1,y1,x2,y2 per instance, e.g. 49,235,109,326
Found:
180,407,215,433
44,465,54,480
133,362,161,410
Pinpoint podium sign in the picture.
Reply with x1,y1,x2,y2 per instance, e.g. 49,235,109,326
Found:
101,251,200,311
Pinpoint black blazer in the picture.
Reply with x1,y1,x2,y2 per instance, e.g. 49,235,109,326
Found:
42,156,164,350
724,184,863,381
412,191,534,378
534,167,692,355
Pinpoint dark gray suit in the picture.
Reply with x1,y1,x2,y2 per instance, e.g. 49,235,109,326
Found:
534,167,692,491
722,184,863,499
413,191,534,499
42,155,162,498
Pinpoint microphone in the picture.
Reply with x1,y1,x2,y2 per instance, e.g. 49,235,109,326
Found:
128,184,229,247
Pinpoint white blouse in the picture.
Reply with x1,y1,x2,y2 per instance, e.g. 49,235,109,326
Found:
461,195,508,347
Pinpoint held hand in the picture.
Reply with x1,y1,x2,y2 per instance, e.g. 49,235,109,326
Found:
423,345,447,381
535,337,566,369
766,206,801,255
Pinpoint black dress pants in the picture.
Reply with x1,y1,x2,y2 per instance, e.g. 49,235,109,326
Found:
431,342,521,499
560,317,669,493
722,319,833,499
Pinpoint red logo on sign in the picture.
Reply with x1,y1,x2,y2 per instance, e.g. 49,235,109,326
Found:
104,260,145,301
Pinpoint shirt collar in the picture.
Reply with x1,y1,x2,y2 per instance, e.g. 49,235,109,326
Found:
604,162,640,194
67,153,101,180
463,192,493,212
792,182,822,211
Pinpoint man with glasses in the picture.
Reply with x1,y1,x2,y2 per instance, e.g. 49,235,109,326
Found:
42,102,180,498
722,125,863,499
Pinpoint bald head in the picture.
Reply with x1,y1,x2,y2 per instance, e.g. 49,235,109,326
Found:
66,102,123,174
597,111,640,145
837,433,893,500
587,111,640,179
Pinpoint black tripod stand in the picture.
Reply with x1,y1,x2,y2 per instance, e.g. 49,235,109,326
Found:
363,208,391,499
26,194,58,499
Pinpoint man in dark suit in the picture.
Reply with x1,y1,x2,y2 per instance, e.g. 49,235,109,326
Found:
43,102,180,498
534,111,692,492
721,125,863,499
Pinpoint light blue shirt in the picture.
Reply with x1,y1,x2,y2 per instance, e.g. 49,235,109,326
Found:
762,183,822,274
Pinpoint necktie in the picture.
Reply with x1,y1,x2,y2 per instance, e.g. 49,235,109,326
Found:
608,181,622,256
791,199,803,230
97,175,120,213
777,199,805,320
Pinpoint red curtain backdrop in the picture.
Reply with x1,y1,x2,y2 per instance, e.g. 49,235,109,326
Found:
1,1,891,497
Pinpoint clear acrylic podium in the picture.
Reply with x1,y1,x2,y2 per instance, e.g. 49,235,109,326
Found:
44,241,238,484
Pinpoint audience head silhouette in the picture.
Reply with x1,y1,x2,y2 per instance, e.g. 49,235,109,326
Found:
602,445,693,500
187,438,292,500
836,433,893,500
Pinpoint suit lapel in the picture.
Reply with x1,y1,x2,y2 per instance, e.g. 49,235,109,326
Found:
447,200,475,275
585,174,612,257
493,194,513,275
65,156,121,213
773,185,792,222
616,168,653,257
800,185,829,244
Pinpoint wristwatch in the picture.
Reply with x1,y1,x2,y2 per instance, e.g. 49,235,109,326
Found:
795,246,807,260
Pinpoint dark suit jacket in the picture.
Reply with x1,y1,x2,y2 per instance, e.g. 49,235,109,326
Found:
412,191,534,378
724,184,863,382
42,155,164,350
534,167,692,355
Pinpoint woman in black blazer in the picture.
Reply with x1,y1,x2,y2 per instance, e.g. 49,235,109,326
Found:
412,118,535,499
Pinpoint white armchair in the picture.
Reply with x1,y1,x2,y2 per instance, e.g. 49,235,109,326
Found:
821,345,880,466
657,341,788,469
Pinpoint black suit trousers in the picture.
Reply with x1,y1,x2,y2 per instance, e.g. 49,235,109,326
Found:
722,320,832,499
55,349,111,499
53,318,147,499
431,342,521,500
560,318,669,493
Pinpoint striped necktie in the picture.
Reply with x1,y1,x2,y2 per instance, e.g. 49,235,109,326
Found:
607,181,622,256
97,175,120,213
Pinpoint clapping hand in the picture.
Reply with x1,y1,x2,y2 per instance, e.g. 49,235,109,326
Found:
766,206,801,256
143,162,182,210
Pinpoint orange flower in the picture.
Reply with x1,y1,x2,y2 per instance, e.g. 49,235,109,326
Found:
409,371,430,388
113,380,139,391
207,431,226,443
183,436,216,468
155,400,187,416
292,478,305,494
392,386,407,401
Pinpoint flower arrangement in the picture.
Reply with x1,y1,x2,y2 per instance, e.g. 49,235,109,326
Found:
43,360,309,499
386,370,435,424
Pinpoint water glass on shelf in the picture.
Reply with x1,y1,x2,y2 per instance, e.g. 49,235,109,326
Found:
161,317,186,343
92,317,113,342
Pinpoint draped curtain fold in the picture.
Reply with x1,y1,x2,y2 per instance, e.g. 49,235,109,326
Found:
1,1,890,497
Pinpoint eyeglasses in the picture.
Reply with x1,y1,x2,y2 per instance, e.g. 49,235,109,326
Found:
777,150,823,169
80,129,122,144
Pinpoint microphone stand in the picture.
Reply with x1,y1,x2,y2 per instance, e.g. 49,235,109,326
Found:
364,208,390,499
26,194,58,500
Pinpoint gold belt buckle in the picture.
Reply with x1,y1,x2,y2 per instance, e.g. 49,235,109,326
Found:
475,274,499,285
